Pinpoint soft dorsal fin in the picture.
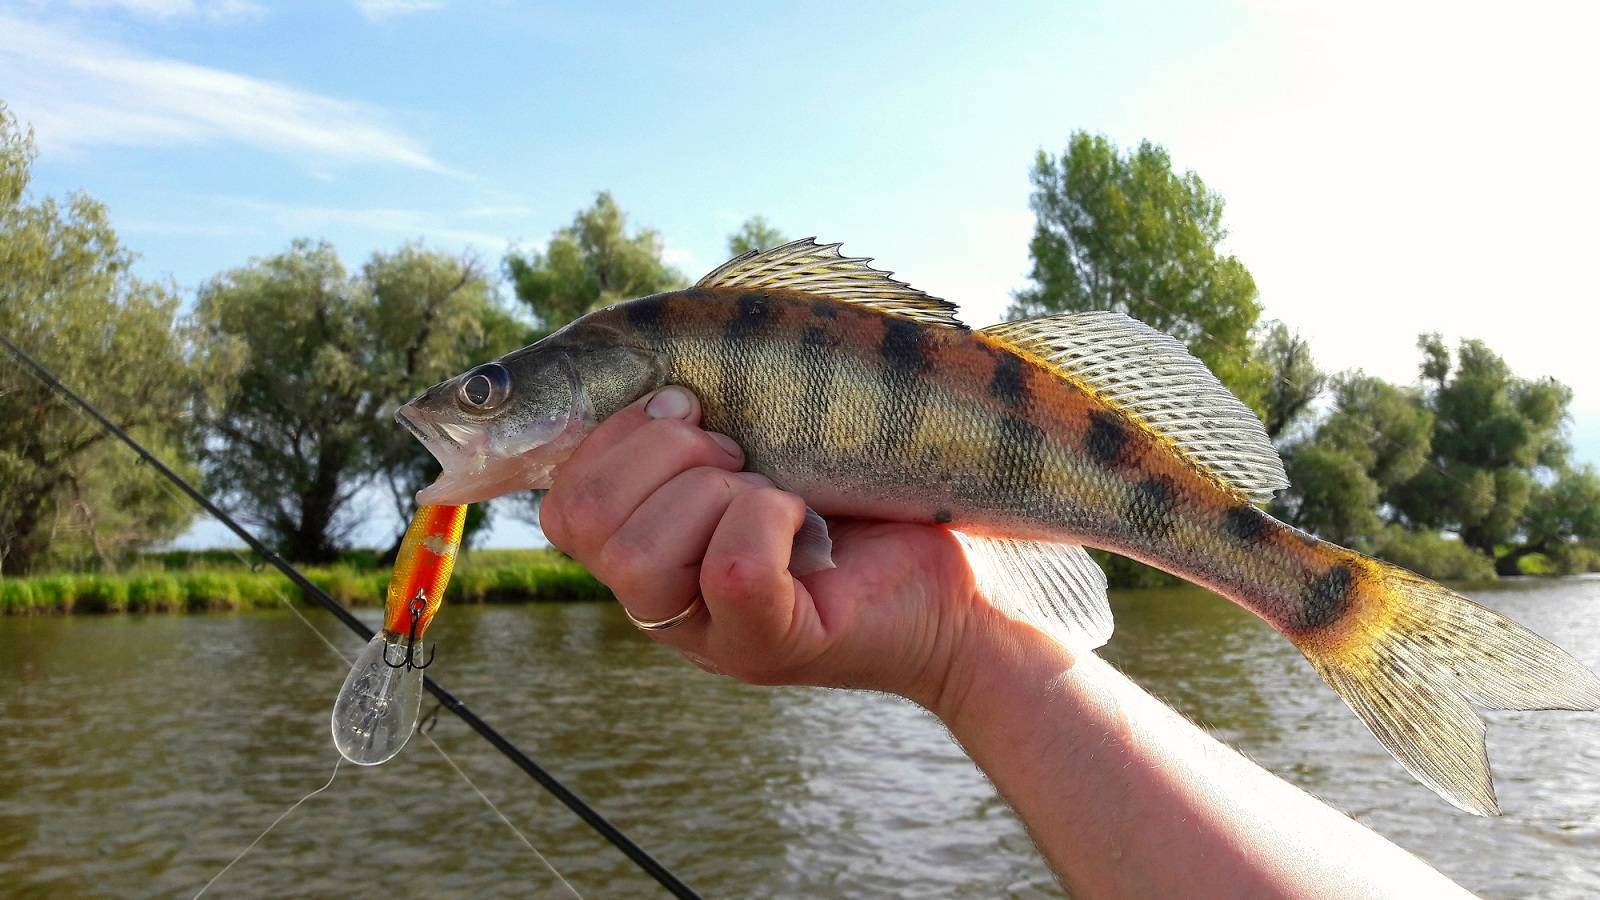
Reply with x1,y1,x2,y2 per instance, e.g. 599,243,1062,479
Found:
981,311,1287,503
953,533,1112,650
696,238,965,328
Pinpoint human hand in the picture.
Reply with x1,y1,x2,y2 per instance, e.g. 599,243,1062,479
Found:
539,385,989,710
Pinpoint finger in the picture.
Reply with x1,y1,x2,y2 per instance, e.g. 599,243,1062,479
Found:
599,469,770,627
699,487,812,655
542,388,741,555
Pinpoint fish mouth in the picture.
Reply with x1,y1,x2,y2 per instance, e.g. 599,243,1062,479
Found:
396,404,461,451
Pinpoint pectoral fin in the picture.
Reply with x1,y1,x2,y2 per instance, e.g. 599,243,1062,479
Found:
953,532,1113,650
789,505,836,577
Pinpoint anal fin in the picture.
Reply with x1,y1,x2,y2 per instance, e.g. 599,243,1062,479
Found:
953,533,1113,651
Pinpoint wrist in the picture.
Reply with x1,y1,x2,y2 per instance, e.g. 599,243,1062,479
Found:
912,597,1079,731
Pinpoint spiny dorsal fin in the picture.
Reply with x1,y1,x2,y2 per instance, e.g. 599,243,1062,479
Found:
953,533,1112,650
981,311,1287,503
696,238,965,328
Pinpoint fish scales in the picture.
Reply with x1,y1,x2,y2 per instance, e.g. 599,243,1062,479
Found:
623,288,1338,636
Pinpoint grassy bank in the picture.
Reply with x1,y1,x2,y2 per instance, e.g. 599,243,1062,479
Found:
0,549,611,615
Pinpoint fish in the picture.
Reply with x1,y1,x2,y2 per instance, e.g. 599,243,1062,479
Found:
331,503,466,765
397,238,1600,815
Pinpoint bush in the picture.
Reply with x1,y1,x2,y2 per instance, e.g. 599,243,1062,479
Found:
0,579,35,614
28,575,74,613
1371,526,1497,582
182,572,243,611
306,566,381,606
127,573,184,612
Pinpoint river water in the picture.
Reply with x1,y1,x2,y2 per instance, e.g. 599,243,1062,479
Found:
2,579,1597,897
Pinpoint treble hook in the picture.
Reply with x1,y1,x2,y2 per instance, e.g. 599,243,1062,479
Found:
383,590,436,670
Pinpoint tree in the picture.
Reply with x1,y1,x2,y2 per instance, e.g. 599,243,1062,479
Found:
727,216,787,256
503,192,685,338
1255,321,1326,440
1387,336,1570,559
1010,132,1269,411
0,104,214,575
192,241,521,563
1494,466,1600,575
1275,375,1432,545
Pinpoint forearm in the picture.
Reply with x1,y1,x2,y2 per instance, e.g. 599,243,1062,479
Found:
927,614,1469,899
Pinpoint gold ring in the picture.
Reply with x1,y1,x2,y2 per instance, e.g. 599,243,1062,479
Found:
624,594,705,631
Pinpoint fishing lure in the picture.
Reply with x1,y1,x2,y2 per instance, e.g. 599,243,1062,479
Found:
331,503,467,765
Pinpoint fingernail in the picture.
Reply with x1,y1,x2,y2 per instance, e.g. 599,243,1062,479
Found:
709,432,741,458
736,472,772,488
646,387,692,419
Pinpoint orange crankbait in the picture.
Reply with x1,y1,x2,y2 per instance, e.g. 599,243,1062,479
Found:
330,504,467,765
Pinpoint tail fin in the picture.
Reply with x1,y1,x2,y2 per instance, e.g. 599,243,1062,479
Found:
1295,561,1600,816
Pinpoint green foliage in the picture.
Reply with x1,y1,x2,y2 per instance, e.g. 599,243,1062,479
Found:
727,216,788,257
126,573,184,612
1255,321,1326,439
1369,526,1496,582
1388,336,1571,558
1275,374,1431,545
192,241,521,562
0,578,34,613
0,104,211,575
504,192,686,336
1,549,608,614
1011,132,1268,411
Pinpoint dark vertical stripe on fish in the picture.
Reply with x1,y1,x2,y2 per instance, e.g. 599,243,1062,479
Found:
1125,476,1178,538
1297,565,1354,632
1224,505,1270,545
1085,410,1131,468
879,318,930,456
795,326,834,452
727,293,773,340
989,351,1027,408
624,295,666,335
984,415,1048,513
718,293,772,424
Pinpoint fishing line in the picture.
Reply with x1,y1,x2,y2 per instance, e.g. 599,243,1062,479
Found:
198,526,584,897
191,758,343,899
0,331,701,900
420,730,586,900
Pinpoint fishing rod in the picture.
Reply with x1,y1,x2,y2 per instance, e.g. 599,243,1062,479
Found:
0,331,700,900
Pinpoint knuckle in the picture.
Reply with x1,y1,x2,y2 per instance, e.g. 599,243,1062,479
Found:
682,466,739,497
595,535,654,589
702,554,779,602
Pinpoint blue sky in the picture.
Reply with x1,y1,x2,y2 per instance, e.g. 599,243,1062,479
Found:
4,0,1597,548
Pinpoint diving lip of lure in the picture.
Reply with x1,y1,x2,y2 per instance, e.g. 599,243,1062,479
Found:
331,632,428,766
331,504,466,766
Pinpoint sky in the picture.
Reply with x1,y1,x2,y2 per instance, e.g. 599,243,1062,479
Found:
3,0,1597,549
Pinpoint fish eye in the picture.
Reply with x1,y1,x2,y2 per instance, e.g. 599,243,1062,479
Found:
457,363,511,412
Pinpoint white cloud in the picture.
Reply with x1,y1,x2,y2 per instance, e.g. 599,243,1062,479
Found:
353,0,442,22
0,14,455,175
66,0,268,23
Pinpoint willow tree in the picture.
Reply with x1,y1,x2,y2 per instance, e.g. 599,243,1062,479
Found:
192,241,521,562
0,105,213,574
